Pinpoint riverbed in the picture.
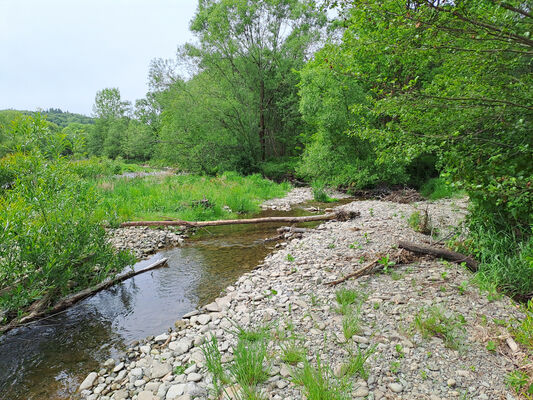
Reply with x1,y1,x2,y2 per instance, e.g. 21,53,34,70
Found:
0,202,339,400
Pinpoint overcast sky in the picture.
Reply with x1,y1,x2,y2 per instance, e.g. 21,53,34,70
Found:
0,0,196,115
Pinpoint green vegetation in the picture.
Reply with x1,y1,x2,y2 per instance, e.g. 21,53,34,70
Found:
420,178,462,201
292,356,350,400
0,117,134,323
340,345,376,380
342,305,362,340
506,370,533,396
414,306,467,350
97,172,290,221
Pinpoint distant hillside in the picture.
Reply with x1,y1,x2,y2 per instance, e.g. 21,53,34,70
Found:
0,108,94,128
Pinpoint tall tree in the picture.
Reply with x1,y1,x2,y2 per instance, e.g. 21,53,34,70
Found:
181,0,327,162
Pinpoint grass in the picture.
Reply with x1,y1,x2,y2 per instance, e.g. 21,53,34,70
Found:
420,177,463,200
413,306,467,350
511,299,533,351
292,356,350,400
340,345,376,380
467,226,533,300
506,370,533,396
227,321,272,343
408,209,432,235
281,338,306,365
230,338,270,387
311,181,336,203
96,171,291,221
342,305,362,340
201,335,229,394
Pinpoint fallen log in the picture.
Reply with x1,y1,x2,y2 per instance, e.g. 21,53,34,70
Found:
326,257,381,286
398,241,478,271
276,226,310,234
0,257,168,334
120,210,360,228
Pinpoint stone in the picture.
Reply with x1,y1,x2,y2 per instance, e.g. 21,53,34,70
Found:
169,339,192,355
140,345,151,354
113,362,125,373
197,314,211,325
205,302,221,312
152,361,172,379
280,364,291,378
145,382,161,392
447,378,457,387
187,372,203,382
104,358,116,368
79,372,98,391
389,383,403,393
131,367,143,378
354,386,370,397
138,390,156,400
277,380,289,389
112,389,128,400
166,383,186,399
155,333,170,343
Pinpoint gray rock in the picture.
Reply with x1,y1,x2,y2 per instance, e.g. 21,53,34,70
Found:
205,302,221,312
138,390,156,400
113,362,125,373
389,383,403,393
151,361,172,379
197,314,211,325
112,389,128,400
79,372,98,391
155,333,170,343
169,339,192,355
187,372,203,382
166,383,186,399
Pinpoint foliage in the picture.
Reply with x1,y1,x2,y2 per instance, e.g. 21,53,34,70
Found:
152,0,326,172
420,177,462,201
311,181,335,203
464,224,533,299
413,306,467,350
97,171,290,222
512,300,533,351
0,151,133,319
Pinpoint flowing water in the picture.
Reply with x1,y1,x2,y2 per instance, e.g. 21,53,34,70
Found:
0,202,349,400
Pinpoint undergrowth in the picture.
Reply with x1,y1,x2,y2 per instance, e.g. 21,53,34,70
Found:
97,171,291,221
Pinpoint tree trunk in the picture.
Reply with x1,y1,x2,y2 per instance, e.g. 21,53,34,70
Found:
0,258,168,334
120,210,360,228
398,241,478,271
259,79,266,161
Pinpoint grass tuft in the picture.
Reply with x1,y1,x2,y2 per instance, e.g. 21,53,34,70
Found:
292,356,350,400
413,306,467,350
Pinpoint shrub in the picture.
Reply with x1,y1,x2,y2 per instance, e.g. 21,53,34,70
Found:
0,152,133,320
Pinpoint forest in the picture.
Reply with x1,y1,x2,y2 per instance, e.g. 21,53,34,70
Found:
0,0,531,325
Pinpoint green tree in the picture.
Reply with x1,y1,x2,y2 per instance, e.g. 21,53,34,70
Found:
171,0,327,166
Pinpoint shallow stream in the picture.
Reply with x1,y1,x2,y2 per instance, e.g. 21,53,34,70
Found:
0,202,349,400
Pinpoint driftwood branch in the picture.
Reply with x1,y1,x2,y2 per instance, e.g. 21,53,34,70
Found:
398,241,478,271
0,257,168,334
120,210,360,228
326,257,381,286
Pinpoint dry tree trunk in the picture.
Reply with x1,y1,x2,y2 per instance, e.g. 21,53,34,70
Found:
120,210,360,228
0,257,168,334
398,241,478,271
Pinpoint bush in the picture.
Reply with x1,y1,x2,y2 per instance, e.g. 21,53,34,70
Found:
0,153,133,320
420,177,461,200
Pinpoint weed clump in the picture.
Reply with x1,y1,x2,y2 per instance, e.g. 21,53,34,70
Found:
413,306,467,350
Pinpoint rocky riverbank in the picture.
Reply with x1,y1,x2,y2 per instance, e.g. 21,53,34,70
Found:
107,227,186,259
83,194,529,400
